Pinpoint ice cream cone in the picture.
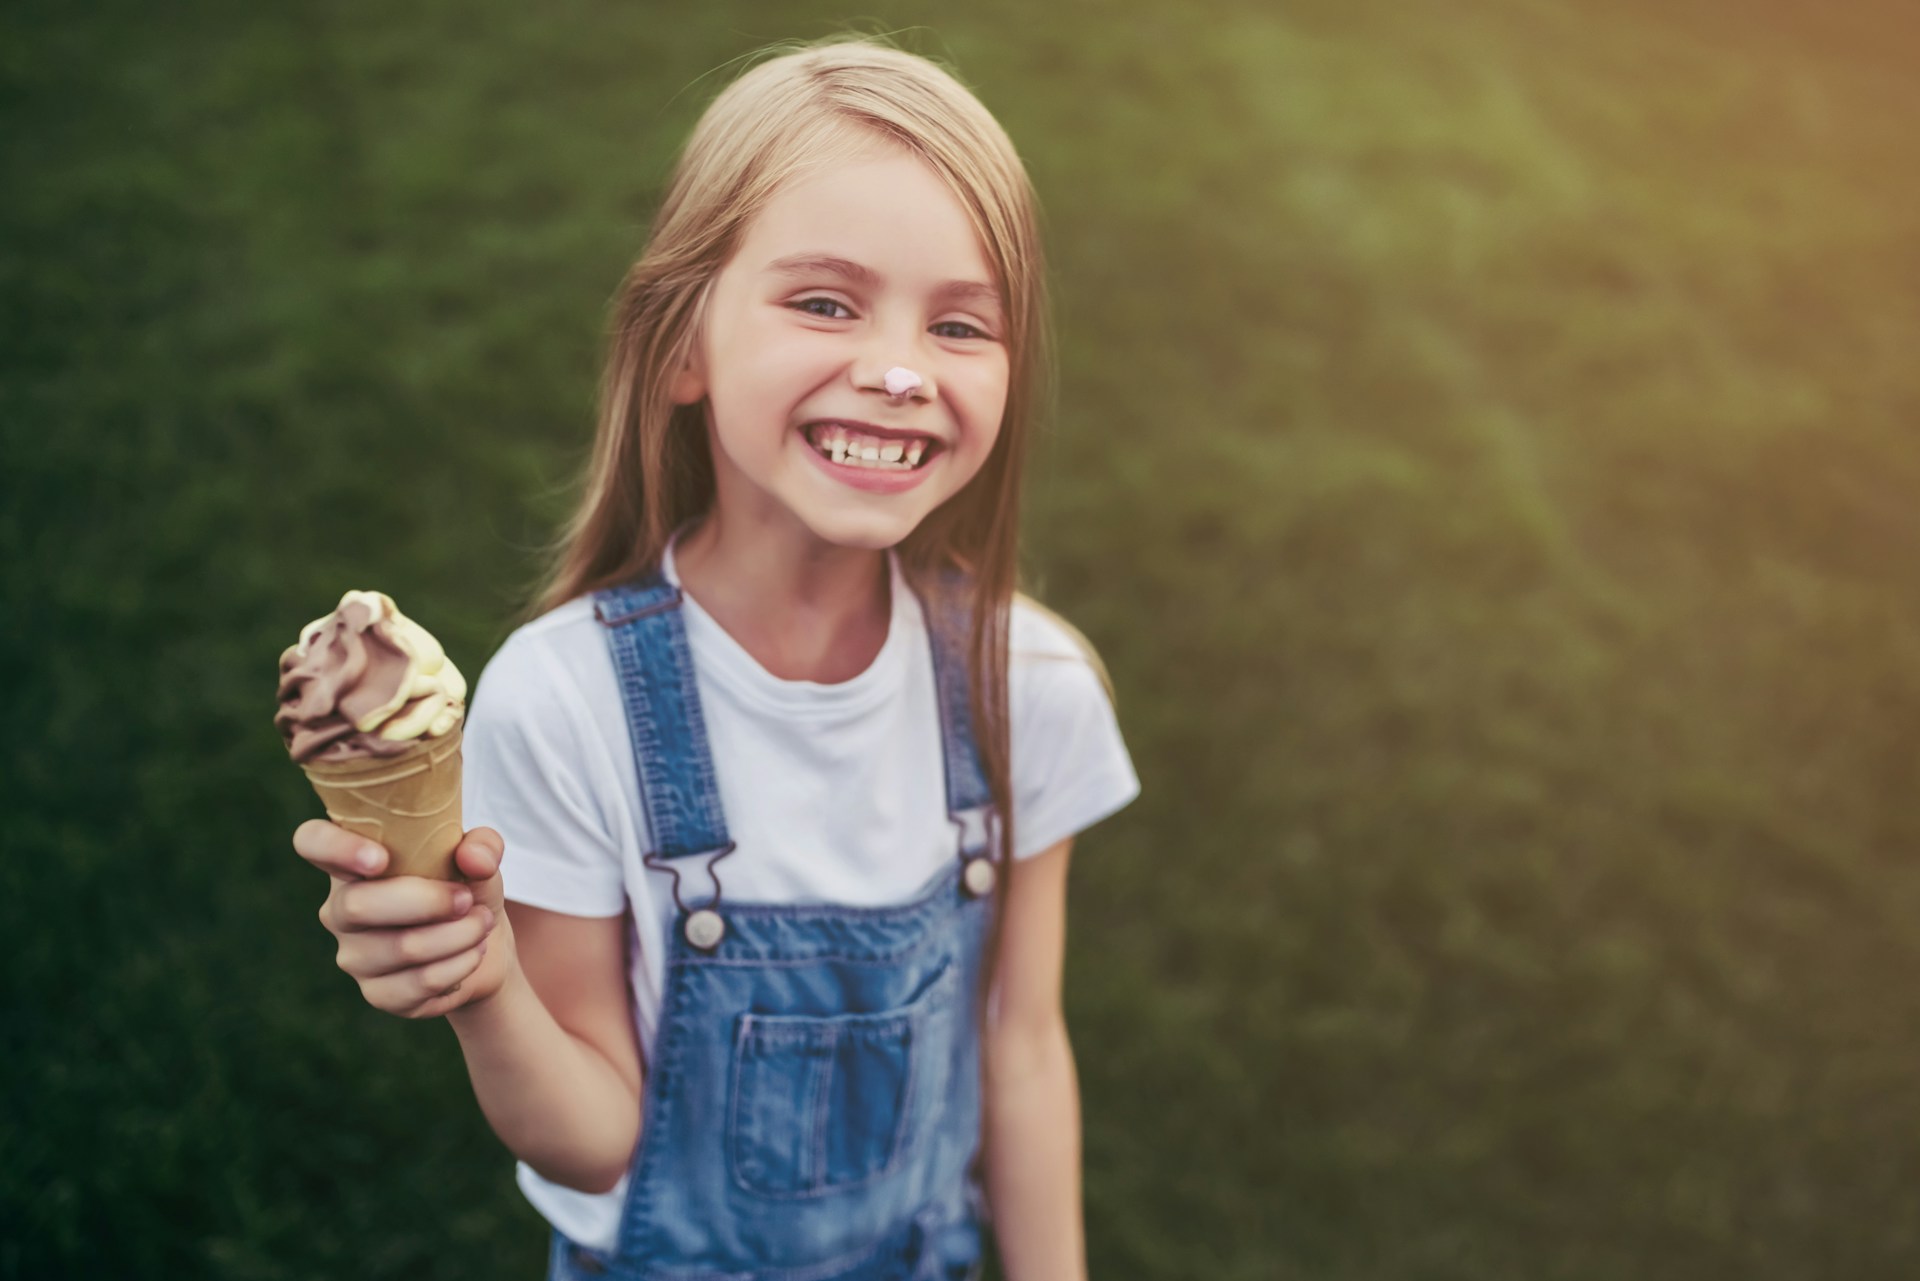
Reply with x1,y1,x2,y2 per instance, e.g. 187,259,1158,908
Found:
299,725,465,880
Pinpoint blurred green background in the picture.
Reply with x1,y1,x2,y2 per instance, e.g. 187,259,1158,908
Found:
6,0,1919,1277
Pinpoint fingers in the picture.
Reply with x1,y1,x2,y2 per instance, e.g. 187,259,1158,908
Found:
359,939,490,1018
336,907,496,979
325,876,475,932
408,972,493,1022
297,822,509,1020
453,827,504,883
294,819,388,880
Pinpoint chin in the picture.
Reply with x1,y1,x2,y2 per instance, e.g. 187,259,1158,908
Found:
801,507,924,552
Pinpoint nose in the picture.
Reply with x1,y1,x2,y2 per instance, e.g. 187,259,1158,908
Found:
854,353,933,404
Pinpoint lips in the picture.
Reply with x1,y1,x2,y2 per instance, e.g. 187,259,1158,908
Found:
802,418,946,448
801,419,947,472
797,425,942,493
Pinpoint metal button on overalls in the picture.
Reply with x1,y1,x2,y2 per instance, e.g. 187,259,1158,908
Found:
683,908,725,950
962,856,996,898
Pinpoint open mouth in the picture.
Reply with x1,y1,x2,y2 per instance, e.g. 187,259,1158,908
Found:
803,422,944,472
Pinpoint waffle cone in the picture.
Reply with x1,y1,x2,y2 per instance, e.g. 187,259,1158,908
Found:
299,726,465,880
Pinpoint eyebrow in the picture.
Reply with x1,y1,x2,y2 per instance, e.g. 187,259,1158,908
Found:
765,254,1003,311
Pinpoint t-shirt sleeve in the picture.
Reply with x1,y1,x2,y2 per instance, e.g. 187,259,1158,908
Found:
463,635,628,917
1010,641,1143,862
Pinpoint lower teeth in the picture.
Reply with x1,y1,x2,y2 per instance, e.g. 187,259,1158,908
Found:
836,455,913,471
811,443,922,471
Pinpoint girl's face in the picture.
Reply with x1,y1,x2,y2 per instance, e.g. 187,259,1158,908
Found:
674,142,1010,554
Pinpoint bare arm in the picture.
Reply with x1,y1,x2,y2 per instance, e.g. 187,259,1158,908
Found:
447,895,643,1193
295,821,644,1194
983,837,1088,1281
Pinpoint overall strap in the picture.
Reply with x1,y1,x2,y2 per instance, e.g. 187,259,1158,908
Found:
592,571,734,874
919,567,996,858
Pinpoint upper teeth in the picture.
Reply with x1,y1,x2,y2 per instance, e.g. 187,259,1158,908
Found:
808,426,933,470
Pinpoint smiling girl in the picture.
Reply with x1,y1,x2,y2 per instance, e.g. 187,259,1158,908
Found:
293,39,1139,1281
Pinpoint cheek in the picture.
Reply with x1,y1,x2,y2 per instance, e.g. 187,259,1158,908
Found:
952,357,1011,445
728,323,840,397
707,331,825,420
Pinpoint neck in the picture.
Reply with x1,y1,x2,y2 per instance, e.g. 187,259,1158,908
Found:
673,509,892,684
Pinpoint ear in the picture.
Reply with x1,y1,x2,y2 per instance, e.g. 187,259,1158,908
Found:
669,285,715,406
669,346,706,406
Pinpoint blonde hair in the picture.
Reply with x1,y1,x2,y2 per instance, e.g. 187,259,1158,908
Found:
527,37,1053,985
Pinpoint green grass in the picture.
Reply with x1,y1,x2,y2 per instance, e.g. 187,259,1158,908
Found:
6,1,1919,1277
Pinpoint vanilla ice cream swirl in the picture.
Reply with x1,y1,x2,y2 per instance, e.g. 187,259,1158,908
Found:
276,590,467,764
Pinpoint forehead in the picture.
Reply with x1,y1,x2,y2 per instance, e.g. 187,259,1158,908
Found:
732,145,996,292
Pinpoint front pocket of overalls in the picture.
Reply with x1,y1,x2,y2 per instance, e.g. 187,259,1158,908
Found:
728,959,960,1199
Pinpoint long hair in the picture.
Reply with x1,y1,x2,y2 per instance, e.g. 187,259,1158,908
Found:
525,37,1050,1033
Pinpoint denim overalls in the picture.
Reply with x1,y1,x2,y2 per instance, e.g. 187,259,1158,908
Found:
548,566,997,1281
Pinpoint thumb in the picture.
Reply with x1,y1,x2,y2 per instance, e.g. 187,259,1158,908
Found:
453,826,506,907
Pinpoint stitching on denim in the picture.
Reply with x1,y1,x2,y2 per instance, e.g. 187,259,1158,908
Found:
915,573,994,869
666,613,731,849
594,583,682,627
738,961,957,1034
885,1002,923,1182
615,929,695,1259
724,960,959,1203
682,896,986,969
806,1033,833,1192
890,960,965,1181
726,1013,755,1194
598,579,731,867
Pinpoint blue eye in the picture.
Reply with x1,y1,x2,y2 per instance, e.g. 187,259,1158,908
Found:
932,320,989,340
790,297,852,319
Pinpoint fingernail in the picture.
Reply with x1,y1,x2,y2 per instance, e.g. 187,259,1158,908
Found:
480,907,495,931
452,888,473,914
356,846,380,873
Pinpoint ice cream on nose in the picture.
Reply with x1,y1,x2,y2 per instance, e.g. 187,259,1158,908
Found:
883,366,923,399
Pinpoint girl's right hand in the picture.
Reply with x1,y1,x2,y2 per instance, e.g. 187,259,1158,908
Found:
293,820,517,1020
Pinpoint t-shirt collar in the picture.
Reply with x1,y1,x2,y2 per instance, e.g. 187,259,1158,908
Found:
660,525,916,718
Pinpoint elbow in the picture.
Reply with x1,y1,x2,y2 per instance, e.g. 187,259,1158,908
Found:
529,1116,642,1196
571,1164,628,1197
566,1141,633,1196
532,1150,630,1197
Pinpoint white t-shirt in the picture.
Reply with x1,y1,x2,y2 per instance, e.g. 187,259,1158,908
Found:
462,537,1142,1250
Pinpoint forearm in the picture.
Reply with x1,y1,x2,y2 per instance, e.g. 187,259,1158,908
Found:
984,1019,1087,1281
447,967,640,1193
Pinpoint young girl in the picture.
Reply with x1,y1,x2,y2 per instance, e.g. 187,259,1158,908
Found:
295,39,1139,1281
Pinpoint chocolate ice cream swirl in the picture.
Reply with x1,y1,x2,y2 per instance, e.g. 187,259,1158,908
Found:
276,590,466,765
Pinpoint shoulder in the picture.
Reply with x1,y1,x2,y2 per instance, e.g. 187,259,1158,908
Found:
1004,593,1141,857
464,598,633,915
1010,593,1117,709
1007,593,1125,764
468,597,610,735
